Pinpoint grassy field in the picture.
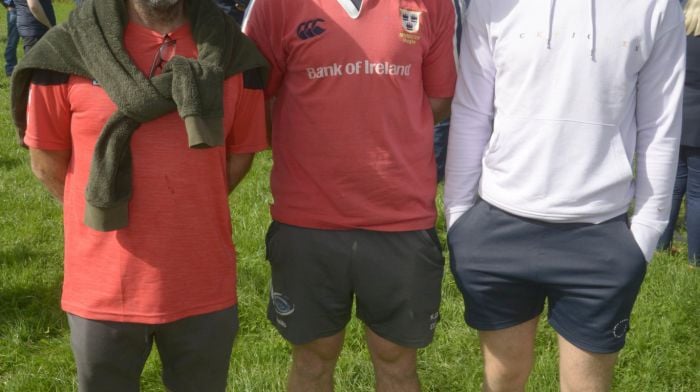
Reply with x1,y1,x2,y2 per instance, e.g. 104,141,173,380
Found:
0,2,699,391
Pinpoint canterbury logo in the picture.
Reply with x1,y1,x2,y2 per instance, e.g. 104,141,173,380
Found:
297,18,326,40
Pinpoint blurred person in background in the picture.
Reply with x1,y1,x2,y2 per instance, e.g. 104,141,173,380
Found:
2,0,18,76
213,0,247,25
13,0,54,52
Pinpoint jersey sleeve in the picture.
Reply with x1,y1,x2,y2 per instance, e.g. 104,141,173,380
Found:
226,78,268,154
23,71,72,150
242,0,286,98
422,0,457,98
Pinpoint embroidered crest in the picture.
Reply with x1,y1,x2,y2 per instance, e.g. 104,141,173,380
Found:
400,9,421,33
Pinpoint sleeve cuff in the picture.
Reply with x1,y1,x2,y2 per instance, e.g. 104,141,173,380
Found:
630,222,662,263
445,206,471,230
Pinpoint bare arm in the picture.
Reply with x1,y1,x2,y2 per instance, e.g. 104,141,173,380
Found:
26,0,52,28
29,148,71,203
429,97,452,124
227,153,255,193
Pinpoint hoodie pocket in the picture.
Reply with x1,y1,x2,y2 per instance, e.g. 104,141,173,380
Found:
482,116,634,212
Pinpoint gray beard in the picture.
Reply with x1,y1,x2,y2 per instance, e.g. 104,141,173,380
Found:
143,0,180,11
131,0,183,23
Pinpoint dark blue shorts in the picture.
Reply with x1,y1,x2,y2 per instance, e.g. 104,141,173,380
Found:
447,199,647,353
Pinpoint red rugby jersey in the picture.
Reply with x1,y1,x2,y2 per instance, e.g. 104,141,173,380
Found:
244,0,457,231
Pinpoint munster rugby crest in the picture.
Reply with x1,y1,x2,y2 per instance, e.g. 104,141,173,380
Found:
400,9,421,33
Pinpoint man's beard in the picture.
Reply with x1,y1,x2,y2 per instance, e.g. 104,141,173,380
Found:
142,0,180,11
131,0,183,22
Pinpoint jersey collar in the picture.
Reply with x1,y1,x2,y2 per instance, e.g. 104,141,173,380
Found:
336,0,363,19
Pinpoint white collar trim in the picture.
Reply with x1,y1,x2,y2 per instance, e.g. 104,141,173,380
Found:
336,0,362,19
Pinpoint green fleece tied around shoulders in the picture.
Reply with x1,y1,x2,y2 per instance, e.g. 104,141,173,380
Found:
10,0,269,231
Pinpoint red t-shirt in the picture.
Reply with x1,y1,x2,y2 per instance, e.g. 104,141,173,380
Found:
244,0,456,231
23,22,268,324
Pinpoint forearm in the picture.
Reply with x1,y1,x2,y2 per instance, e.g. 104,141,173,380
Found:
227,152,255,193
443,106,491,228
429,97,452,124
29,148,71,203
443,5,496,229
27,0,51,28
632,14,685,261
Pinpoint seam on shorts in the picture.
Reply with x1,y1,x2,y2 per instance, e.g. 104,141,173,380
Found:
466,310,542,332
278,326,347,346
548,317,623,354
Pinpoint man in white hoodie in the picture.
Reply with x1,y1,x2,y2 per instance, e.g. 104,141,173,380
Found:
445,0,685,390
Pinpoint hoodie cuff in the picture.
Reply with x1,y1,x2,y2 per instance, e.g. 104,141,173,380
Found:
184,116,224,148
84,200,129,232
630,222,662,263
445,206,471,230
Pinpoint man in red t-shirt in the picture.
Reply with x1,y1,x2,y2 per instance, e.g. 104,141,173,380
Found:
13,0,268,390
244,0,456,390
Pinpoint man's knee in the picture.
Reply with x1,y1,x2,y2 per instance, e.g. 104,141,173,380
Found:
365,329,417,376
479,320,538,391
483,362,531,392
291,333,345,378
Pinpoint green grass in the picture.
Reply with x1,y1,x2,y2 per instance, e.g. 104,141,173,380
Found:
1,2,699,391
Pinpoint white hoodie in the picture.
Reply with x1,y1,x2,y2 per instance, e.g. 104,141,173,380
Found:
444,0,686,261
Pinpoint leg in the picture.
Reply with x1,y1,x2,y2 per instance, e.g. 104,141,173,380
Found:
540,216,646,389
684,146,700,265
657,150,686,250
265,223,355,390
354,229,444,390
155,306,238,392
558,335,618,392
479,317,538,392
434,119,450,182
22,35,40,54
288,331,345,392
67,314,153,392
447,202,547,391
365,327,420,392
5,9,18,75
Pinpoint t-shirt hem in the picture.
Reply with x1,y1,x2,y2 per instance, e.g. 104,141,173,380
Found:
423,83,456,99
23,136,71,150
227,142,269,154
61,298,238,324
271,210,436,232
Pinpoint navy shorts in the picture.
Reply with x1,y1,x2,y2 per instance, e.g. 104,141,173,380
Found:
447,200,647,353
265,221,445,348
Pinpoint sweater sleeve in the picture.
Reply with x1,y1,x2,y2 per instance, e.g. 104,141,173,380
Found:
631,0,686,262
444,0,494,229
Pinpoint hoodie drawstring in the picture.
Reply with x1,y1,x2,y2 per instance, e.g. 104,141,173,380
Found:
546,0,596,60
547,0,555,49
590,0,596,60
